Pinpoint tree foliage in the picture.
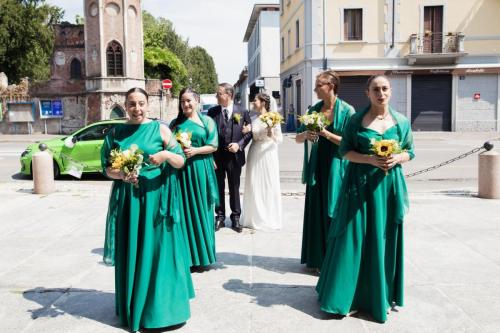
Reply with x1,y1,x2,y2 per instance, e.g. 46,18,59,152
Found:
144,47,188,94
187,46,218,94
0,0,64,83
142,11,218,95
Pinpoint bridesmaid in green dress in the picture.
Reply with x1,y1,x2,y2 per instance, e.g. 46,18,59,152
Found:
170,87,219,271
316,75,415,323
102,88,194,331
296,70,355,270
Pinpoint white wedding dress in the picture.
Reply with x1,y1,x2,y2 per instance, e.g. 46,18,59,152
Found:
241,115,283,230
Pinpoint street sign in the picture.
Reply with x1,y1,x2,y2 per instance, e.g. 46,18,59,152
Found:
40,99,64,118
255,79,265,87
162,79,173,89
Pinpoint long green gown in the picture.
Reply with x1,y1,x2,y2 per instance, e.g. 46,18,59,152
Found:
172,114,219,267
316,107,415,323
101,121,194,332
298,98,354,269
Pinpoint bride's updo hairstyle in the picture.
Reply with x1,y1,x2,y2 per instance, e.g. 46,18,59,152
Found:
255,93,271,112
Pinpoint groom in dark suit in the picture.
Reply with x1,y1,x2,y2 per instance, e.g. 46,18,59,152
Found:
208,83,252,233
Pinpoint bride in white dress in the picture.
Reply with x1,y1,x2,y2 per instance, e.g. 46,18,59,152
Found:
241,93,283,230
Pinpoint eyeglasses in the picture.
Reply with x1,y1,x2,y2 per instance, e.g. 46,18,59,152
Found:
215,92,227,97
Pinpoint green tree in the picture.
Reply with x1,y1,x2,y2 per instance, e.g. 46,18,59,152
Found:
142,11,218,94
144,47,188,94
143,11,189,63
187,46,218,94
0,0,63,83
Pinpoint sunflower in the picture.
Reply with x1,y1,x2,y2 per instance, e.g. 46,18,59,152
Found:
370,139,400,157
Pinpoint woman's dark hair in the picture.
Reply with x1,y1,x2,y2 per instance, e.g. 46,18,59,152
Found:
125,87,149,102
255,93,271,112
317,70,340,95
170,87,200,130
366,75,391,90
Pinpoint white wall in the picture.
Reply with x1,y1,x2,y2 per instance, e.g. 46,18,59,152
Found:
456,74,498,131
259,11,281,79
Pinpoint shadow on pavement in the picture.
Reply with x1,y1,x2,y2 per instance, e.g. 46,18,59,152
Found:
222,279,328,319
216,252,317,276
23,287,120,328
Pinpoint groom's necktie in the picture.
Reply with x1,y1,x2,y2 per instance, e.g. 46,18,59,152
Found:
223,108,229,122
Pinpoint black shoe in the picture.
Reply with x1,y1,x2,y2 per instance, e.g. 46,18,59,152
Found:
231,219,242,233
215,219,225,231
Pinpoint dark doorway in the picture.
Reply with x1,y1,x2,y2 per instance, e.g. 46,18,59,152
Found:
338,76,370,111
423,6,443,53
411,74,451,131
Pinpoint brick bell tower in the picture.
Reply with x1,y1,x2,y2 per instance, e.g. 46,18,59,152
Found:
84,0,145,122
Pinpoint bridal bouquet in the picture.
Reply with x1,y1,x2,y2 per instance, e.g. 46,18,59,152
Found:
298,112,330,132
259,111,284,128
175,130,192,149
370,139,404,175
109,144,144,186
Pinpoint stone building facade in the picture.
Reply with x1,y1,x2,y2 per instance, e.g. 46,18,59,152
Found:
1,0,178,135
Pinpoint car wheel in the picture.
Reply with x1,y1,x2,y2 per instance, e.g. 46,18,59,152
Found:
29,161,60,179
53,161,60,179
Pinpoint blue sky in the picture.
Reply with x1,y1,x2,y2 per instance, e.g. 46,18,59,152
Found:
45,0,273,83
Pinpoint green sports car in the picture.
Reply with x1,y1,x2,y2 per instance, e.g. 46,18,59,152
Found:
20,119,126,178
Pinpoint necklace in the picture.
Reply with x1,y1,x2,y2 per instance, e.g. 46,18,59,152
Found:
375,112,389,120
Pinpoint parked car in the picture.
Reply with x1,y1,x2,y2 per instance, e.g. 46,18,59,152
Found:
20,119,126,178
200,94,218,115
201,103,217,115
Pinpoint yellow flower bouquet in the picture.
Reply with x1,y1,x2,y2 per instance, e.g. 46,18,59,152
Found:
175,130,192,149
370,139,404,175
259,111,284,128
109,144,144,186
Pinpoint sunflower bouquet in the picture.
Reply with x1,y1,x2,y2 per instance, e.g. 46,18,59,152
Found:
175,130,192,149
109,144,144,186
370,139,404,175
259,111,284,128
298,111,330,132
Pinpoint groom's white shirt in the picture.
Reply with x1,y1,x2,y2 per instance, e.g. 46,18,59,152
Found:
223,102,234,120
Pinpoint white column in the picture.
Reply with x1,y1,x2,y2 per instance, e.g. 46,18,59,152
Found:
497,74,500,131
451,74,458,132
406,74,411,120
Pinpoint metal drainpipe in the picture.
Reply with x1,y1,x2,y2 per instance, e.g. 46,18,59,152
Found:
391,0,395,48
323,0,327,69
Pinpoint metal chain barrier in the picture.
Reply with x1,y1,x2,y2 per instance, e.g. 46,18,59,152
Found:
404,138,499,178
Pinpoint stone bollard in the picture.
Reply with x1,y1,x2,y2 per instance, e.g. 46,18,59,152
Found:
33,143,55,195
478,143,499,199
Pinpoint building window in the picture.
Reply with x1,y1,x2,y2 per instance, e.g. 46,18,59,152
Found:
281,37,285,60
344,8,363,41
106,40,123,76
287,29,291,56
70,58,82,79
295,20,300,48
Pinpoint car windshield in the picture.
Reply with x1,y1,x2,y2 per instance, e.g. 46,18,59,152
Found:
75,123,116,141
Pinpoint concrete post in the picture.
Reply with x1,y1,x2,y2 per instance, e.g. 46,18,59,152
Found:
478,150,500,199
33,144,55,195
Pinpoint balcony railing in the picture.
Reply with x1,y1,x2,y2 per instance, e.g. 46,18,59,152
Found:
407,32,466,65
409,32,465,55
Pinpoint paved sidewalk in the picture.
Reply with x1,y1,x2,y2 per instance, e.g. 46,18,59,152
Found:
0,179,499,333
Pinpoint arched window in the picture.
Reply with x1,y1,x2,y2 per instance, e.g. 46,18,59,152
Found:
110,106,125,119
106,41,123,76
70,58,82,79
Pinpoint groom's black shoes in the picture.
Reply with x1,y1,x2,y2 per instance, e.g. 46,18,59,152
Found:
215,219,225,231
231,218,242,233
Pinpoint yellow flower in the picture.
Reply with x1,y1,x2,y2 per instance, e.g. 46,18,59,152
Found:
370,139,401,157
233,113,241,123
